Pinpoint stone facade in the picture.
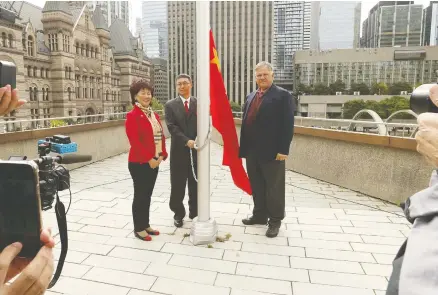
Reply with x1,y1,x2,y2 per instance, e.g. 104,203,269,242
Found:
0,1,152,132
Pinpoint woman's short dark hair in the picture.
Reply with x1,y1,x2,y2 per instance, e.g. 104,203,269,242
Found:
130,79,154,105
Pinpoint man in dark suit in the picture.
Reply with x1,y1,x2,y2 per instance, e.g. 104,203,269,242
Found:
164,74,197,228
239,61,295,238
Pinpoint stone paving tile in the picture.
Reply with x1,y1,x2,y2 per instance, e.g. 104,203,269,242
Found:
41,140,409,294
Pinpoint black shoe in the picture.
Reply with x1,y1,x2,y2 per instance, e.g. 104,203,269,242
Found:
266,225,279,238
174,219,183,228
189,214,197,220
242,217,267,226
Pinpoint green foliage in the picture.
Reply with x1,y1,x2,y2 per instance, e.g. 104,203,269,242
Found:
50,119,68,128
329,80,346,95
229,101,242,112
151,97,164,111
371,82,388,95
388,82,413,95
342,96,410,119
312,83,331,95
350,83,370,95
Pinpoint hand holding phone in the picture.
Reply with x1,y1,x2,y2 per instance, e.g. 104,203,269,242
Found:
0,85,26,116
0,228,55,294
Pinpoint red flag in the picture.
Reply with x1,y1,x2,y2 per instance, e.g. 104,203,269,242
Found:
209,30,252,195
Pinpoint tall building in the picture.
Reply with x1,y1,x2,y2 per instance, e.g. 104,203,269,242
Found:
141,1,168,59
362,1,423,48
135,17,142,37
69,1,130,28
167,1,197,98
423,1,438,46
151,58,169,103
273,2,309,91
317,1,361,50
0,1,151,131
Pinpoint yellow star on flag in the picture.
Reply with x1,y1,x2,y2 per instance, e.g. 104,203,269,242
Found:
211,47,220,71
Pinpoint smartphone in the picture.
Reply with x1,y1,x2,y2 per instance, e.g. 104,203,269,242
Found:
0,160,42,258
0,61,16,89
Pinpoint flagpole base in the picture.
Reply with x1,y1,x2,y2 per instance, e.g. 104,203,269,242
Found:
189,217,218,246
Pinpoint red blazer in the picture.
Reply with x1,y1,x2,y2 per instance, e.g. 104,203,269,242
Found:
125,105,168,164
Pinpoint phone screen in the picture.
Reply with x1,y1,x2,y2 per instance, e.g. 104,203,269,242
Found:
0,162,42,257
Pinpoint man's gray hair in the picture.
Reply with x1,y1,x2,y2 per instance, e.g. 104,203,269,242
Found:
255,61,274,72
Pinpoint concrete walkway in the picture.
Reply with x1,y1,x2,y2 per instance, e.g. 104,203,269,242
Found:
43,140,409,295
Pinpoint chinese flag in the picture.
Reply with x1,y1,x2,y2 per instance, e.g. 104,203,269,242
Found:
209,30,252,196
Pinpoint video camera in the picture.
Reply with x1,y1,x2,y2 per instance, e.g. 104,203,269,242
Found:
0,135,91,289
410,83,438,114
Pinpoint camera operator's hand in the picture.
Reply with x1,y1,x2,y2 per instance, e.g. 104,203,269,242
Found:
0,228,55,294
0,85,26,117
416,112,438,167
415,84,438,167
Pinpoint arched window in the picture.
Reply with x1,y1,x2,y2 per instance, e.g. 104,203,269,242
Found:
106,90,109,101
8,34,13,47
81,44,84,55
45,87,49,101
27,36,34,56
69,67,72,79
1,33,6,47
33,67,37,77
42,88,45,101
65,66,68,78
33,87,38,101
67,87,71,101
27,66,31,76
76,42,80,54
29,87,33,101
41,67,45,78
45,69,49,78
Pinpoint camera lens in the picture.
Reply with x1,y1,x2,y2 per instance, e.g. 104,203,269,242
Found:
410,83,438,114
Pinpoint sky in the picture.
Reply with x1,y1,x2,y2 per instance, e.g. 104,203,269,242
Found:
25,0,433,36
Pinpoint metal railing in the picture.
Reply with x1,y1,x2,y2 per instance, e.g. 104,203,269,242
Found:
1,109,417,138
231,111,418,138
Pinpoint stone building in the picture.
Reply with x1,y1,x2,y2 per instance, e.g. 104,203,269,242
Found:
0,1,151,132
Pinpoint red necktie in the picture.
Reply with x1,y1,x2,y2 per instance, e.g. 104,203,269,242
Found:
184,100,189,113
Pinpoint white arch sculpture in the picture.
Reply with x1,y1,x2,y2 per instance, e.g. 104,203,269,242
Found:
347,109,387,136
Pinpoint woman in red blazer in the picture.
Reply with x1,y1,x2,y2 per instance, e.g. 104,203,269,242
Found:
125,79,168,241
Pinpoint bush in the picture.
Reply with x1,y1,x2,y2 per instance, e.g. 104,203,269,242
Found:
50,119,68,128
230,101,242,112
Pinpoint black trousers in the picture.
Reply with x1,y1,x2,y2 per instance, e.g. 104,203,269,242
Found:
128,162,159,232
169,151,198,220
246,151,285,227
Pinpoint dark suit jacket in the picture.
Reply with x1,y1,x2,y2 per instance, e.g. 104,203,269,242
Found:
125,105,168,164
239,84,295,161
164,97,197,167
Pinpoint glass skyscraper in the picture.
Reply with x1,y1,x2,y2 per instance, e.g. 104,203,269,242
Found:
141,1,168,59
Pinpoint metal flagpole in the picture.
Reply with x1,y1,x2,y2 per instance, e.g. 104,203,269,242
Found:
190,0,217,246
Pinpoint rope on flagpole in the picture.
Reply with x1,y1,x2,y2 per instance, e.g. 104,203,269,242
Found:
189,118,211,183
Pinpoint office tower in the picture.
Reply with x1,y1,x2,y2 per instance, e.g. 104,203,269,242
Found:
141,1,168,59
135,17,142,37
423,1,438,46
273,2,309,91
69,1,130,28
362,1,423,48
317,1,361,50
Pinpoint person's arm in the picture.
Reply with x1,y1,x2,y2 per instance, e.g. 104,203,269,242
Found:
0,85,26,116
125,112,154,163
164,102,191,146
277,91,295,156
155,113,168,161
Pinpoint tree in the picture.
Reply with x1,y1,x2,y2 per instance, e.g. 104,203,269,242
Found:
296,83,313,95
378,96,410,119
342,99,366,119
229,101,242,112
151,97,164,111
388,82,413,95
313,83,331,95
371,82,388,95
350,83,370,95
329,80,346,95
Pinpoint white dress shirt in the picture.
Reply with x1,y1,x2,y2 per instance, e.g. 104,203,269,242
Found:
180,96,190,109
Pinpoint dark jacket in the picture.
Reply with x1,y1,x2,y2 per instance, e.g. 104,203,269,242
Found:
125,105,168,164
239,84,295,161
164,97,197,167
386,170,438,295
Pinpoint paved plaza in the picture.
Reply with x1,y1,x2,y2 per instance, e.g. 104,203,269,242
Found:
42,141,410,295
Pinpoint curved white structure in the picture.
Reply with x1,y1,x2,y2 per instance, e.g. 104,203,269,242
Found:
347,109,386,135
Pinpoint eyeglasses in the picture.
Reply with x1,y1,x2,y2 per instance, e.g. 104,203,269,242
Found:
177,82,190,87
